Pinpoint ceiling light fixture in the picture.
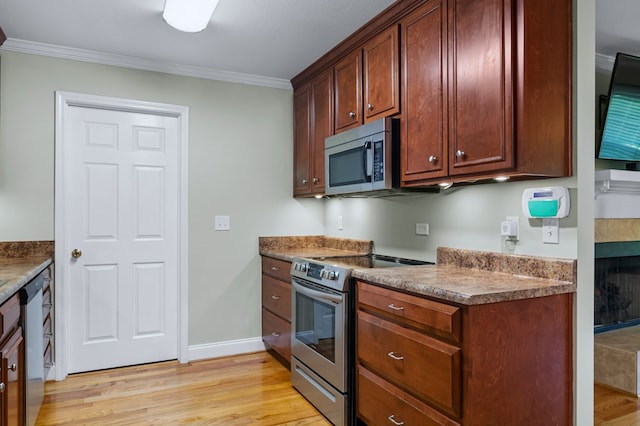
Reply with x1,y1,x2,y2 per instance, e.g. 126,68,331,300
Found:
163,0,220,33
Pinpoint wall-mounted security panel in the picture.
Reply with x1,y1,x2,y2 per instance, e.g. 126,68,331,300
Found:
522,187,570,219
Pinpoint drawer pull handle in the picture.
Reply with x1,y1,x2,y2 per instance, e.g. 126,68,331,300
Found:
8,363,17,372
271,267,280,271
271,332,281,337
388,414,405,425
387,304,404,311
387,352,404,361
271,295,280,300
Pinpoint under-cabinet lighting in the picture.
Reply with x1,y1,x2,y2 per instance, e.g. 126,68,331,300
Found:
163,0,220,33
314,195,324,199
494,176,510,182
438,182,453,190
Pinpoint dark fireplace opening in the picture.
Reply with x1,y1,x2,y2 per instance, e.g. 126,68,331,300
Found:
595,254,640,333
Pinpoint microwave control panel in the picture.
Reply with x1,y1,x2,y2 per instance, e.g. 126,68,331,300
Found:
373,140,384,182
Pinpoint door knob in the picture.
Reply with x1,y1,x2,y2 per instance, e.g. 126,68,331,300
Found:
71,249,82,258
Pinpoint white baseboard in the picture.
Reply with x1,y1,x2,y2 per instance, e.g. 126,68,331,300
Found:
187,337,267,362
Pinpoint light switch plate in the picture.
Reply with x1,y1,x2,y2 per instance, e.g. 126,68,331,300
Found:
542,218,559,244
214,215,230,231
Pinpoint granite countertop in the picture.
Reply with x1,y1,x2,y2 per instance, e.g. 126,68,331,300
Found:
0,256,53,305
259,237,577,306
259,235,373,262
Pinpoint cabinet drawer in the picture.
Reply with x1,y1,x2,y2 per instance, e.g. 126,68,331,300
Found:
262,308,291,362
358,366,460,426
262,257,292,282
357,310,461,417
0,293,20,343
262,275,291,321
357,281,461,343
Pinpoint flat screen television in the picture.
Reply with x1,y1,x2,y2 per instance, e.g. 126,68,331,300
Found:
598,52,640,169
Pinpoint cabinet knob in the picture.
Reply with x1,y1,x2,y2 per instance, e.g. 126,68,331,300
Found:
8,363,16,372
0,383,4,393
388,414,405,426
367,103,373,111
302,178,308,185
348,111,356,119
428,155,437,164
71,248,82,258
455,150,466,158
312,177,319,184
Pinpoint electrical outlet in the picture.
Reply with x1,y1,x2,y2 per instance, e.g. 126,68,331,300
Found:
415,223,429,236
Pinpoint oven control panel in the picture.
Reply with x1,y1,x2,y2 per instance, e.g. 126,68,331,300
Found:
291,258,349,291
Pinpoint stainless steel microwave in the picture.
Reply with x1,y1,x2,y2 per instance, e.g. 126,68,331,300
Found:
325,117,399,196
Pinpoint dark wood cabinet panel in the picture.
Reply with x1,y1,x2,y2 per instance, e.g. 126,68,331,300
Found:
261,275,291,322
261,256,292,368
310,69,333,193
293,69,333,197
357,309,461,417
363,25,400,122
401,0,449,183
293,85,312,195
358,366,460,426
261,308,291,365
356,280,573,425
447,0,514,176
334,51,362,132
1,329,23,426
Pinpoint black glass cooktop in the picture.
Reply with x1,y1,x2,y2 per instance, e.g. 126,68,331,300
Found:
310,254,433,269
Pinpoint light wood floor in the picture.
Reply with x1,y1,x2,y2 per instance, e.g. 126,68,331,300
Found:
37,351,331,425
595,384,640,425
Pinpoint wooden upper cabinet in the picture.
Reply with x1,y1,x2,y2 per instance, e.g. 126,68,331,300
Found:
334,51,362,133
447,0,514,176
310,69,333,193
401,0,448,184
363,25,400,122
293,69,333,196
293,84,312,195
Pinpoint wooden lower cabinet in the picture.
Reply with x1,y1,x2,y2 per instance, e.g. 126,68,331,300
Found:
261,256,292,367
0,294,24,426
356,281,572,425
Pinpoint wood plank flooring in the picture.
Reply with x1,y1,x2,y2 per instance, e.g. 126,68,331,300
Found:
37,351,331,425
595,384,640,425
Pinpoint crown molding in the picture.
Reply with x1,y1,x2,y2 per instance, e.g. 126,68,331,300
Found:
0,38,293,91
596,53,615,73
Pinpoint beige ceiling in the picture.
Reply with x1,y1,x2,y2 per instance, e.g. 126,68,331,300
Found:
0,0,395,87
0,0,635,86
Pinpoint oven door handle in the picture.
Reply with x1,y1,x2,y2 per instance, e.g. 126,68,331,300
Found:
292,280,343,305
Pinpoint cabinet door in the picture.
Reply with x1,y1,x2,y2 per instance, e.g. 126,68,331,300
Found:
293,84,312,195
1,328,24,426
363,25,399,122
401,0,449,185
310,69,333,193
448,0,514,176
334,51,362,132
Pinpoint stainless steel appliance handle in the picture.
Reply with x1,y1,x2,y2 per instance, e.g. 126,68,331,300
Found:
292,280,343,304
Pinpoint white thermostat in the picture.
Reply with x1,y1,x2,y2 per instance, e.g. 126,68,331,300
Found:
521,186,570,219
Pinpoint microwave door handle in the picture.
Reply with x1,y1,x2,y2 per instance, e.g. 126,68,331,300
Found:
363,141,373,178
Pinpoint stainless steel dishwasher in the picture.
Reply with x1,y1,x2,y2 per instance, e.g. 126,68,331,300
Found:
19,271,45,426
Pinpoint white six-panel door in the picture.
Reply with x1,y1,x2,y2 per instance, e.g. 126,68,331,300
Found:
59,96,184,374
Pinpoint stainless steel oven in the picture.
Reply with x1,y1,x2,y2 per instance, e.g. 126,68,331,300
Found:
290,255,433,426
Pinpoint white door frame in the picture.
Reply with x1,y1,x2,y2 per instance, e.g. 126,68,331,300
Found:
54,91,190,380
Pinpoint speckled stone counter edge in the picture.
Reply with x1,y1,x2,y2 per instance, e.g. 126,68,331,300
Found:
437,246,577,282
259,236,373,255
0,241,54,258
0,240,54,305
